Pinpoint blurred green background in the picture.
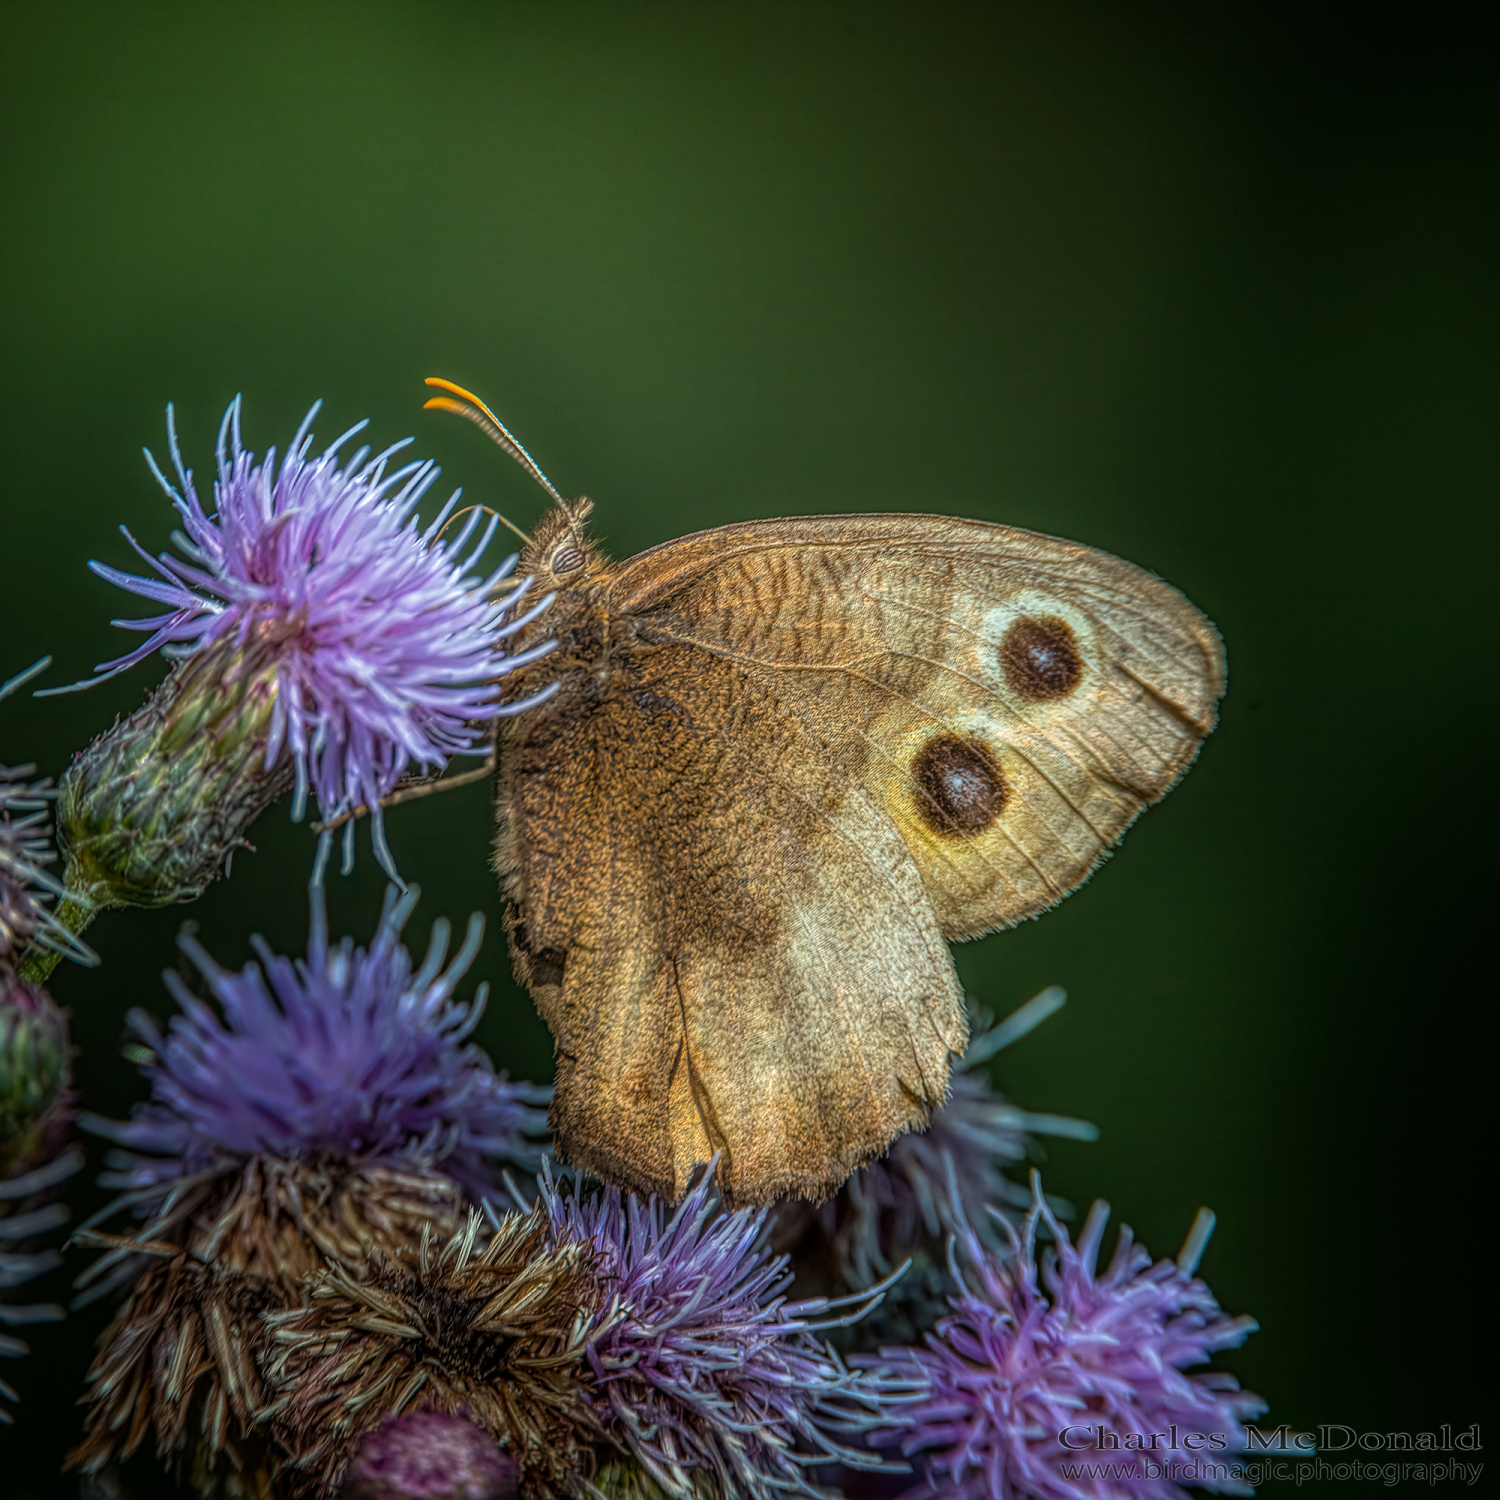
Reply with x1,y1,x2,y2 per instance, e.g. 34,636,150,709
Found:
2,3,1489,1495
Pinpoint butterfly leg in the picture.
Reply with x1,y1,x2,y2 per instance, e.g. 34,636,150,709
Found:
310,752,497,836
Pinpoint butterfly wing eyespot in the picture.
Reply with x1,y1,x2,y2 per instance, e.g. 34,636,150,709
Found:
1000,614,1084,700
911,733,1008,835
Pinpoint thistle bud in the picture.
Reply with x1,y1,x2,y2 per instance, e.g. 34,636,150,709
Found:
57,636,289,909
0,978,71,1146
344,1411,519,1500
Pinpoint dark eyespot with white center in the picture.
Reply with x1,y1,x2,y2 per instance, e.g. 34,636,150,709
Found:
1000,615,1083,700
911,734,1008,835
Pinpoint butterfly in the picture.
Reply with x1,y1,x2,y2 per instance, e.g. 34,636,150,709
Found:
424,379,1226,1207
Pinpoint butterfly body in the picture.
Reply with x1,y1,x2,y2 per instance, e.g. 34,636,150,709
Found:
489,496,1224,1209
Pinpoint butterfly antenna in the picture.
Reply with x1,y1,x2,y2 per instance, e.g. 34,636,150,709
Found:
424,378,566,510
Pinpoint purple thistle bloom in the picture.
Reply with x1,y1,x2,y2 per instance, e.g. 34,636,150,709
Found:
865,1179,1264,1500
85,885,549,1207
541,1165,914,1500
54,397,555,879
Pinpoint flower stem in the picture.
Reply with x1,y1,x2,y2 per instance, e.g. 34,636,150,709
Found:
14,896,95,986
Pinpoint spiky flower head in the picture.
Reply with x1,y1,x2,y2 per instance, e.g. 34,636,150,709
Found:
1,659,95,968
87,884,548,1207
0,765,73,964
776,990,1095,1342
72,889,548,1481
262,1170,911,1499
345,1409,520,1500
72,1155,467,1479
2,1144,83,1423
544,1168,911,1500
263,1207,598,1499
51,396,556,904
865,1179,1264,1500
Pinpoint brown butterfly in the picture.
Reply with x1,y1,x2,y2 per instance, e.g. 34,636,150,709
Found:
424,379,1226,1208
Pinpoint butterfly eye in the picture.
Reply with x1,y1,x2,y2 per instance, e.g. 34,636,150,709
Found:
549,545,584,575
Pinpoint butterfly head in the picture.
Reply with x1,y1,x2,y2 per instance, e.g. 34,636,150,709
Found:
421,378,613,596
522,495,611,592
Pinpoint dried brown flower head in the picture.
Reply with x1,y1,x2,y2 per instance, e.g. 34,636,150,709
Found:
70,1155,465,1486
261,1205,601,1499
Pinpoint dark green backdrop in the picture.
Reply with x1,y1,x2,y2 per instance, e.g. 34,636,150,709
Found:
3,5,1489,1496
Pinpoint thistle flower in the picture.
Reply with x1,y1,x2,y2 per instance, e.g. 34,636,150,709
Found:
50,396,556,910
262,1207,598,1499
2,1143,83,1423
0,762,79,965
776,990,1095,1341
345,1409,520,1500
261,1169,910,1500
86,883,548,1205
72,1154,468,1482
71,888,550,1484
1,658,96,969
545,1168,912,1500
864,1179,1265,1500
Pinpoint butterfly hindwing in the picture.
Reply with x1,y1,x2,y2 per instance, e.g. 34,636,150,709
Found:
498,636,966,1206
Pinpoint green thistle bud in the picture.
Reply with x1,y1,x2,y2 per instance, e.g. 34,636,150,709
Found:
57,633,291,911
591,1458,714,1499
0,977,70,1146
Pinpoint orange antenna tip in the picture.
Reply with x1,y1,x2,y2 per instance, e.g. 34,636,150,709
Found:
424,376,504,427
424,375,477,398
420,377,565,506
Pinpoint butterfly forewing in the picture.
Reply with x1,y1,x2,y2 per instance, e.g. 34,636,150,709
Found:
611,515,1225,942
